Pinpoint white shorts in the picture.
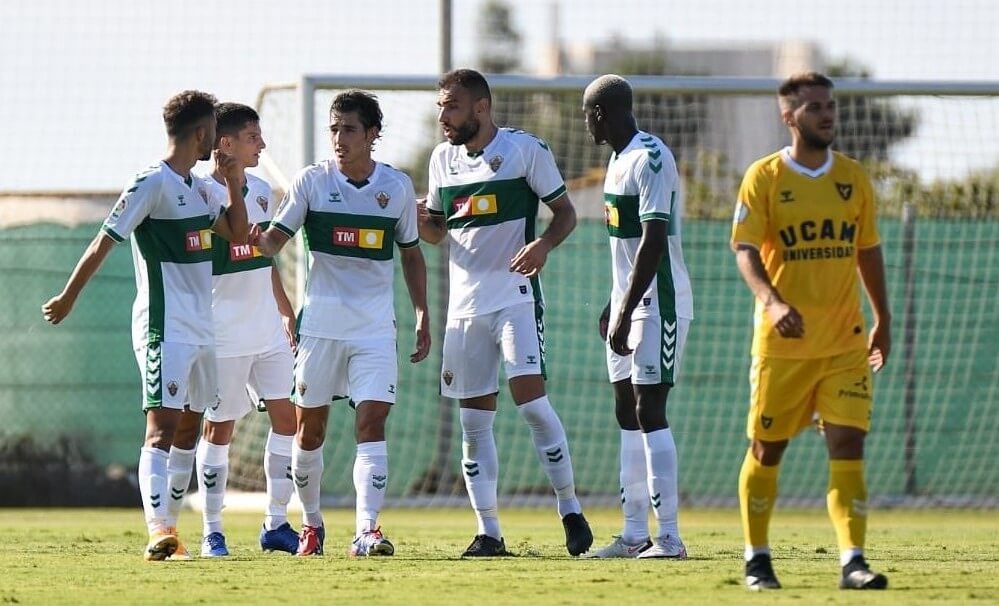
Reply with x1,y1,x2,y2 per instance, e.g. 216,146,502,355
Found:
441,301,544,399
134,341,217,413
294,335,397,408
606,316,691,386
208,343,294,422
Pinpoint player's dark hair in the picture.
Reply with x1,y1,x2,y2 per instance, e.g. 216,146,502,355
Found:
438,68,492,102
215,102,260,141
583,74,633,113
330,90,383,132
162,90,217,139
778,72,834,101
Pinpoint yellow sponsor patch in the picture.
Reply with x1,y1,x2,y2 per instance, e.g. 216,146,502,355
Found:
358,228,385,249
605,204,619,228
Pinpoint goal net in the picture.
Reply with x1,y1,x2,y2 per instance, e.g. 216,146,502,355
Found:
222,75,999,507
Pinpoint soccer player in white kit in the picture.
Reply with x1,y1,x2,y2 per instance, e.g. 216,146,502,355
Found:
417,69,593,557
249,90,430,557
580,75,694,560
42,90,250,561
191,103,299,557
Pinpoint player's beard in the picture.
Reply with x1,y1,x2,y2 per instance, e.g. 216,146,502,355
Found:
198,139,213,162
800,125,834,150
446,115,480,146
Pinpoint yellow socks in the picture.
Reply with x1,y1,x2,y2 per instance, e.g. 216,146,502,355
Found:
739,449,780,552
827,459,867,558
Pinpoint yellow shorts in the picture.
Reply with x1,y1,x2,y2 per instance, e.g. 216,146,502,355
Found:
747,349,873,441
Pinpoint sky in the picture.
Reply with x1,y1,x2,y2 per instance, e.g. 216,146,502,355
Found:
0,0,997,193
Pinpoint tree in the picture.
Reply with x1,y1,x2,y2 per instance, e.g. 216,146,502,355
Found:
476,0,521,74
828,59,919,162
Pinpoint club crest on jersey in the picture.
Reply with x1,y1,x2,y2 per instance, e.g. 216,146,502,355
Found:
442,370,454,386
488,155,504,172
836,182,853,201
167,381,179,397
376,191,390,208
297,382,307,396
256,195,268,212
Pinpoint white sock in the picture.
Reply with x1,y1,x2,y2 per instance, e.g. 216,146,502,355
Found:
643,428,680,540
264,431,294,531
517,396,581,517
353,441,388,536
292,443,324,528
841,547,864,566
620,429,650,543
196,440,229,536
745,545,771,561
166,445,196,528
460,408,501,540
138,447,170,534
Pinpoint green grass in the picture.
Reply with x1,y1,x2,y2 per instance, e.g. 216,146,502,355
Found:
0,508,996,605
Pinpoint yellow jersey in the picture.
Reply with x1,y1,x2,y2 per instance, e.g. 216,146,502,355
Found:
731,148,880,359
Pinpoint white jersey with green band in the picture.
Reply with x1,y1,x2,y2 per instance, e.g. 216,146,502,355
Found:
200,172,286,358
102,161,224,347
272,159,419,340
427,127,567,319
603,131,693,323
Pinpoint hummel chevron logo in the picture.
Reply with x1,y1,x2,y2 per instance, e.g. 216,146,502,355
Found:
651,492,662,509
150,493,161,508
202,471,218,489
371,474,387,490
749,496,770,513
463,462,480,478
545,447,564,463
285,465,292,481
170,487,185,500
647,149,662,160
294,473,308,488
640,136,654,143
649,161,663,174
620,487,626,504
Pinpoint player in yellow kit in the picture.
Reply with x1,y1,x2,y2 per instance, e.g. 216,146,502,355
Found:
731,72,891,591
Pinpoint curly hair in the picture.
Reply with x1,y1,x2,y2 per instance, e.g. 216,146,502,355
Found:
162,90,217,139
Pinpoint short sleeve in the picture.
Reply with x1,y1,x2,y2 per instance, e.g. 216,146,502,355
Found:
102,170,160,242
731,161,771,250
272,170,311,237
523,134,567,204
426,151,444,215
856,170,880,249
396,175,420,248
637,146,678,223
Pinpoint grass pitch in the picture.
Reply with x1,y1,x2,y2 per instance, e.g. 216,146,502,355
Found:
0,507,996,605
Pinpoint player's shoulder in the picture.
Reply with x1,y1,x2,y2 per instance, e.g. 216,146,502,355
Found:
291,159,330,186
745,150,784,180
831,150,869,177
625,131,675,172
377,162,415,191
429,140,454,161
245,172,273,194
501,126,551,152
125,162,166,190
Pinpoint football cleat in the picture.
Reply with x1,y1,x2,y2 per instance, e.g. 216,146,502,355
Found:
461,534,511,557
143,527,178,561
561,512,594,556
260,522,300,554
839,556,888,590
162,527,192,561
349,527,395,557
296,524,325,556
201,532,229,557
581,535,653,559
745,553,782,590
636,534,687,559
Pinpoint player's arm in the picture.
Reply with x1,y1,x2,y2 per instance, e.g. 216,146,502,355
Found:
399,244,431,363
416,198,447,244
608,219,667,355
249,225,291,257
858,245,891,371
41,232,117,325
211,151,250,244
509,193,577,277
270,264,297,352
734,245,803,338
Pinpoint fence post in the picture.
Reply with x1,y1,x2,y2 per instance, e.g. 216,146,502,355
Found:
902,202,918,496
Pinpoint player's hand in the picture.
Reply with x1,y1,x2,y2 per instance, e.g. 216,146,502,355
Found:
411,309,431,363
214,149,242,183
867,320,891,373
41,293,74,325
416,198,431,226
608,313,633,356
598,302,611,341
765,299,804,338
281,312,298,355
247,223,263,247
509,238,552,277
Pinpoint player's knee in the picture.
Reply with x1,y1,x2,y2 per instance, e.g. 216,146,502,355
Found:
296,421,326,451
824,424,866,459
354,401,390,442
751,439,789,465
635,402,667,431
